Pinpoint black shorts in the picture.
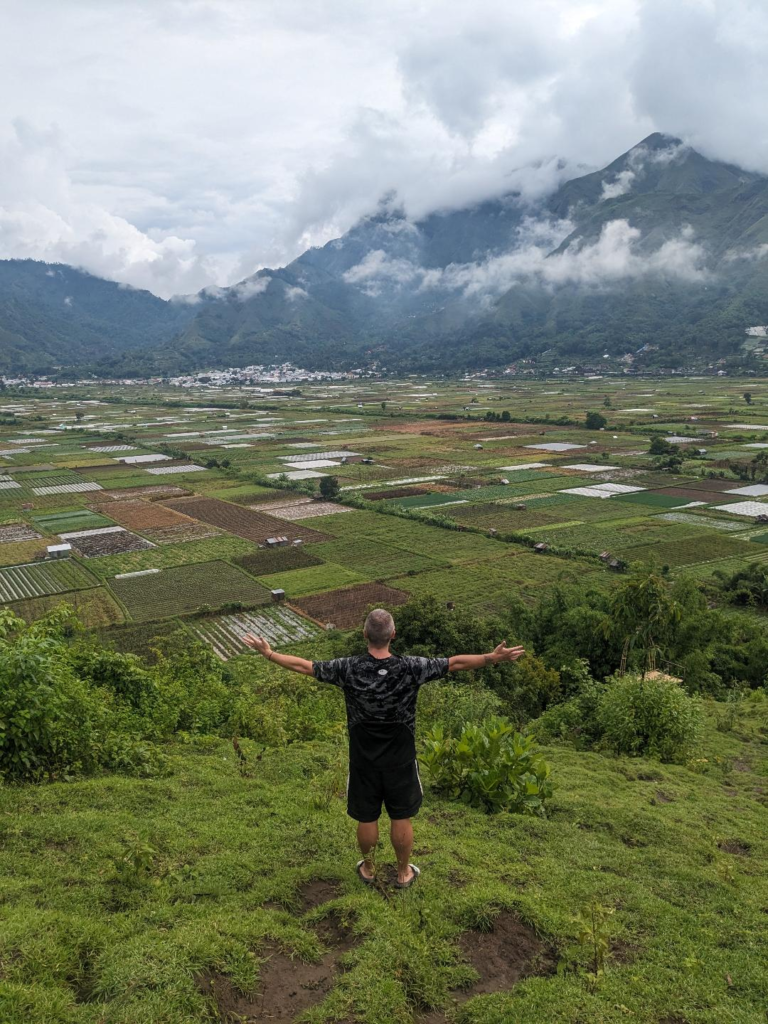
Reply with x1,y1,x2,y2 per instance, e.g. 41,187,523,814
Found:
347,759,423,822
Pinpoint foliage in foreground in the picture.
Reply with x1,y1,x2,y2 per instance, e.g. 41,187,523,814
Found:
420,716,553,815
535,667,704,763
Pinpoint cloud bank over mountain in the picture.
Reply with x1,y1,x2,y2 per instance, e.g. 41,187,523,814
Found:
1,0,767,296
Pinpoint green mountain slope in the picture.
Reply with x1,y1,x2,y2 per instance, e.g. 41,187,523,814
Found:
0,260,194,374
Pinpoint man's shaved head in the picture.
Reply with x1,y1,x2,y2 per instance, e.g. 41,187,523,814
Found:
364,608,395,647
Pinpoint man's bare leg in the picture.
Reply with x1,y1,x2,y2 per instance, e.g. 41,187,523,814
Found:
357,820,379,879
390,818,415,884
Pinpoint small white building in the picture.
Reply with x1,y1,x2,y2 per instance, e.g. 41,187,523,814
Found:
46,543,72,559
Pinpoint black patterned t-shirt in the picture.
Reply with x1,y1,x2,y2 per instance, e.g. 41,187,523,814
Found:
312,654,450,768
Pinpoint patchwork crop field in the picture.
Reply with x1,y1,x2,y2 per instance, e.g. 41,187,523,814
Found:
110,560,272,621
1,374,768,655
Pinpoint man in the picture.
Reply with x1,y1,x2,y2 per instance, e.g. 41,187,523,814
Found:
243,609,524,888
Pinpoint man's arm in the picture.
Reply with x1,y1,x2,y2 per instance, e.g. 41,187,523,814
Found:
449,642,525,673
242,634,314,675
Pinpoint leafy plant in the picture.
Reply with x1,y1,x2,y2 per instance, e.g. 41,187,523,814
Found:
598,673,703,763
420,717,553,815
574,901,614,991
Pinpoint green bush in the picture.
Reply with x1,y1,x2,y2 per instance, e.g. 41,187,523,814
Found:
0,608,159,782
598,673,703,763
417,681,502,738
420,716,553,815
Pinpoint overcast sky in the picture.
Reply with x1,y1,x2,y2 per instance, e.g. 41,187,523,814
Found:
0,0,766,298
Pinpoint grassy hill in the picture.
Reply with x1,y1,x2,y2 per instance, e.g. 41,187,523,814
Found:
1,702,766,1024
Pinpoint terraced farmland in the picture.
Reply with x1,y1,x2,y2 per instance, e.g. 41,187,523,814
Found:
0,559,97,603
188,606,319,659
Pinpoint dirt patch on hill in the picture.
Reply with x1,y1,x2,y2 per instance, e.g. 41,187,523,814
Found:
719,838,751,856
298,879,343,911
416,912,556,1023
199,880,356,1022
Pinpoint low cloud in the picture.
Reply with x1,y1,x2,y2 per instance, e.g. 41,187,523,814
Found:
343,218,709,304
600,140,688,200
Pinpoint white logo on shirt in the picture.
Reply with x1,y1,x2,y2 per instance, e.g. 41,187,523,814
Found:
377,668,388,676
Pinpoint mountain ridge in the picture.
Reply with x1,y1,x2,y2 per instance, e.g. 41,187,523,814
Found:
2,133,768,375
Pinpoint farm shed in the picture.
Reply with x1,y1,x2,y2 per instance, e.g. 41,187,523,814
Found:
46,543,72,559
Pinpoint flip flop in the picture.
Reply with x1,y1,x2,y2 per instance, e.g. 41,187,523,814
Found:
356,859,375,885
394,864,421,889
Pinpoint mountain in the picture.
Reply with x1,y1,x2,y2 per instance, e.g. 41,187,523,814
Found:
0,260,195,374
3,133,768,375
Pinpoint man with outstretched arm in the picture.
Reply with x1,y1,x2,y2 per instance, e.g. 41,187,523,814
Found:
243,608,524,889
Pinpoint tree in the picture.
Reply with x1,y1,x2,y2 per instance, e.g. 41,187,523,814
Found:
381,401,387,411
319,475,340,500
744,391,753,405
585,411,607,430
649,436,673,456
607,570,681,676
501,410,511,422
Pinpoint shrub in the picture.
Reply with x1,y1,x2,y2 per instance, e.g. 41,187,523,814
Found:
598,673,703,763
0,608,159,782
420,716,553,815
533,677,607,749
417,681,502,738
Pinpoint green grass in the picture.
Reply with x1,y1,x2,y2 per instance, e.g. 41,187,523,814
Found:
0,710,765,1024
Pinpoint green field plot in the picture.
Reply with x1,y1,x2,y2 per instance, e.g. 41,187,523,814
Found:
611,491,695,509
660,512,752,532
518,518,704,553
615,533,752,568
0,538,50,567
86,534,255,579
202,483,295,504
0,559,97,603
188,606,320,660
31,508,116,535
110,560,272,621
749,532,768,544
96,619,186,660
236,546,323,576
391,551,592,613
673,548,768,579
9,587,125,628
305,508,503,562
312,536,448,578
259,561,366,597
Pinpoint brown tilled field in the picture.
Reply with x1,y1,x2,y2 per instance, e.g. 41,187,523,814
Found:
99,499,196,531
0,524,41,543
161,496,330,544
70,529,155,558
295,582,409,629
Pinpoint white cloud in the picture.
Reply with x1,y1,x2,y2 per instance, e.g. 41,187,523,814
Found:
344,218,709,302
284,284,308,301
0,0,765,296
